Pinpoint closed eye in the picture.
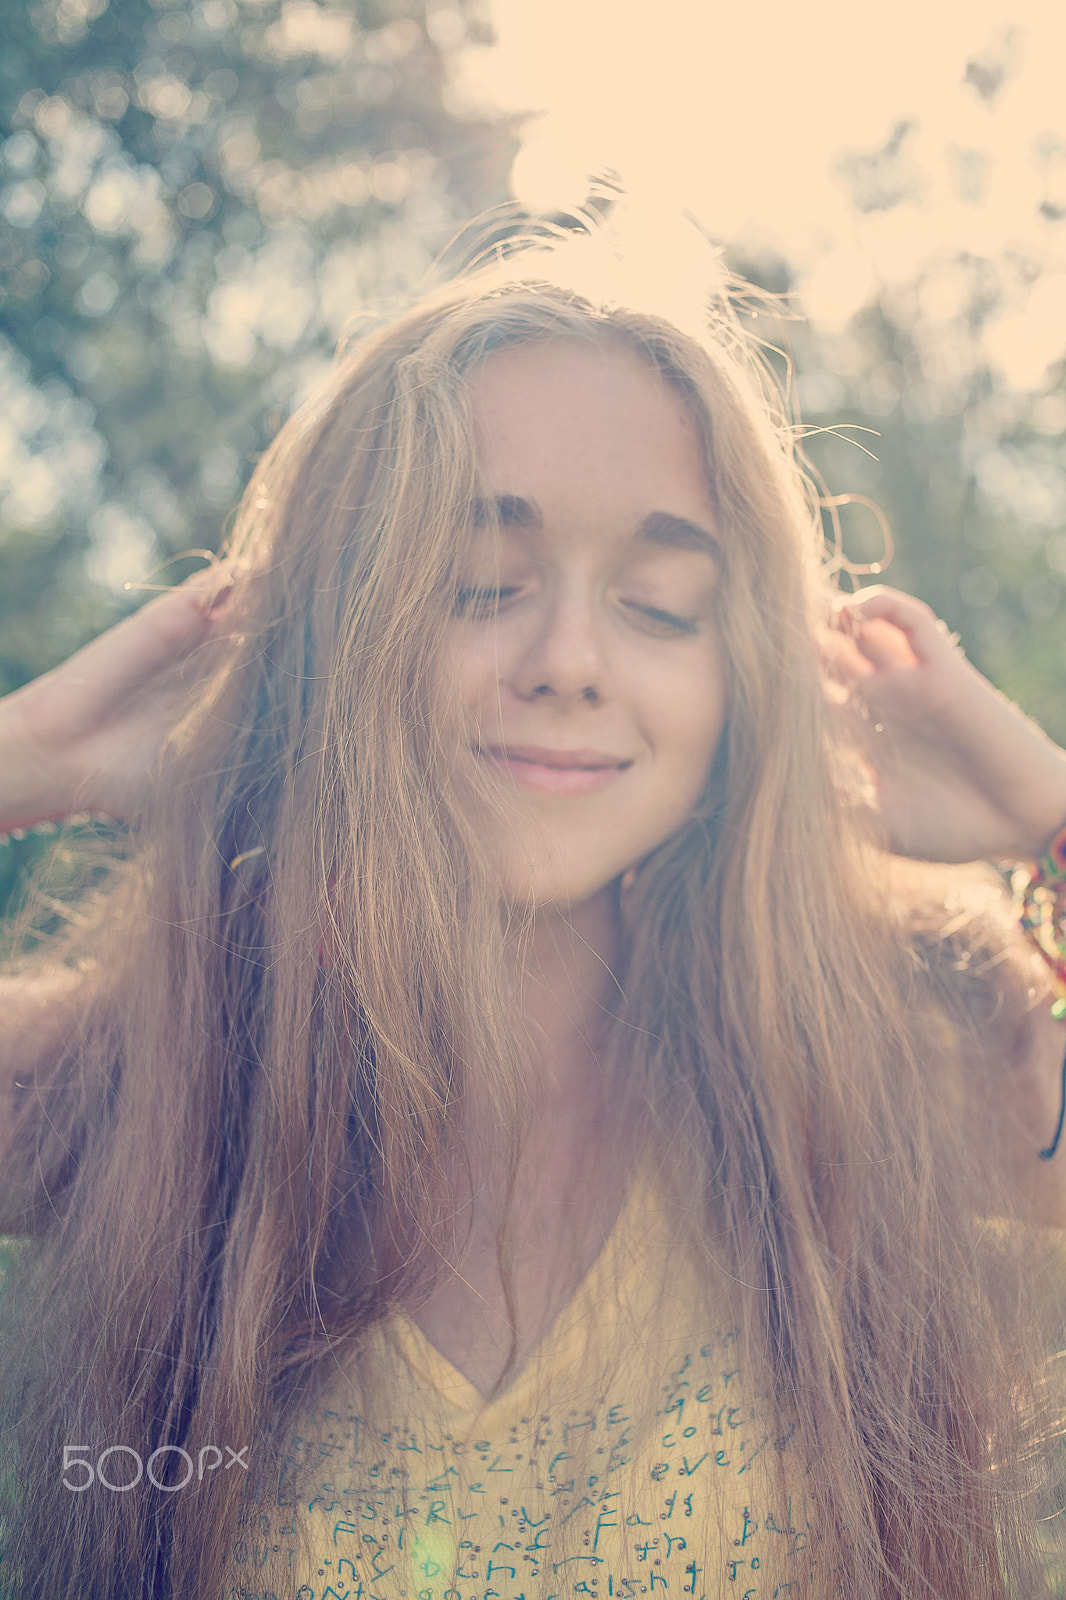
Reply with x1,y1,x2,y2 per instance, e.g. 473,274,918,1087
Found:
453,585,521,619
625,601,700,636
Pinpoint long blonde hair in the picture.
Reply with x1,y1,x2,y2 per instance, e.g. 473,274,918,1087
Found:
0,251,1059,1597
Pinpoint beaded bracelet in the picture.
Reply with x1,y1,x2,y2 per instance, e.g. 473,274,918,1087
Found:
1011,821,1066,1159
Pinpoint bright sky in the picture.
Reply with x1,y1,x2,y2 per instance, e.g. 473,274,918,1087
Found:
456,0,1066,383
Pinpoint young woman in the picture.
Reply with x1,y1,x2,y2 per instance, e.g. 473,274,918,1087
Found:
2,251,1066,1600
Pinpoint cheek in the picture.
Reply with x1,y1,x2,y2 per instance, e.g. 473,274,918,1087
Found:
660,647,728,761
459,662,504,734
441,634,496,720
662,693,729,817
673,716,727,804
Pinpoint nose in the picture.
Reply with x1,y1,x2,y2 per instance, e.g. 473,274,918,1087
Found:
510,586,606,705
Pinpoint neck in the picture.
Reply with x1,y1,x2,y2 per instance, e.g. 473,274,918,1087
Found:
452,881,628,1202
409,882,634,1383
508,883,624,1104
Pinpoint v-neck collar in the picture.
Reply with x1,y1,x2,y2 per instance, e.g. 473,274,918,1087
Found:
388,1169,654,1422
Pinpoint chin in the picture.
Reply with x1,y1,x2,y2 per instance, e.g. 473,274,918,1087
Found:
491,829,634,911
502,866,623,913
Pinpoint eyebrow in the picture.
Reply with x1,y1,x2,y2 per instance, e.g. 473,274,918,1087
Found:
470,496,720,559
471,494,540,530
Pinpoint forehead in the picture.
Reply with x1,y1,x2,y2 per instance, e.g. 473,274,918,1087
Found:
462,340,719,566
464,338,714,507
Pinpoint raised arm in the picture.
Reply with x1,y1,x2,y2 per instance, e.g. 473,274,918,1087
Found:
825,586,1066,1220
0,565,234,831
0,567,237,1161
826,586,1066,864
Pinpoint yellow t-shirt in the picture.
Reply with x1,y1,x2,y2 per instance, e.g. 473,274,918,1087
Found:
238,1178,814,1600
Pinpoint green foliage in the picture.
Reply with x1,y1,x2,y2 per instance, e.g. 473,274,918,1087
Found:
730,248,1066,748
0,817,120,952
797,294,1066,745
0,0,512,690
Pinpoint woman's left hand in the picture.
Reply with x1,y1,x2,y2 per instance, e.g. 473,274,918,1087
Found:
823,586,1066,863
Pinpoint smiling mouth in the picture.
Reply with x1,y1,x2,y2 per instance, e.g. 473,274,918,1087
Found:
480,744,632,795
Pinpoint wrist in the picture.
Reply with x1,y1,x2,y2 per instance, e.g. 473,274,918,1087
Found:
1012,817,1066,1022
1002,753,1066,861
0,691,86,833
1036,820,1066,877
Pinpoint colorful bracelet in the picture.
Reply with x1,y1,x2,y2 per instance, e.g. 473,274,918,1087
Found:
1011,821,1066,1022
1011,821,1066,1159
1039,1052,1066,1161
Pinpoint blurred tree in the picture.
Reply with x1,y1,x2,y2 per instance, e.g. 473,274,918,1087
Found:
791,280,1066,747
0,0,513,916
731,71,1066,751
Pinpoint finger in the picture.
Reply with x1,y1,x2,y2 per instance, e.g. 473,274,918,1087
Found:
846,615,921,674
61,566,238,704
173,559,238,617
836,587,955,667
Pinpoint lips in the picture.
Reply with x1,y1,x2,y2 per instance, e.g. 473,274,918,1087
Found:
480,743,632,796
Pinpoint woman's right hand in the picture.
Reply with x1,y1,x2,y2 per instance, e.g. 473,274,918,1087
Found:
823,586,1066,864
0,566,237,831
